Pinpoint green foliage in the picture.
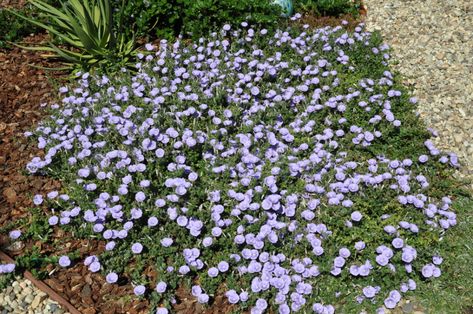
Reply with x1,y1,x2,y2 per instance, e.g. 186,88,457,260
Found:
0,6,42,48
15,246,57,279
295,0,362,17
182,0,282,39
0,273,15,290
119,0,184,41
24,207,53,241
120,0,282,41
7,0,136,73
0,1,64,49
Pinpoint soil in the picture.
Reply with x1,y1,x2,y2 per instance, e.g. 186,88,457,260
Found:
0,3,366,314
0,33,64,228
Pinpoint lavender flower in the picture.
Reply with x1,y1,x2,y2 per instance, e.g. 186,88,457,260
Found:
350,211,362,222
156,281,167,293
132,243,143,254
106,272,118,283
9,230,21,240
134,285,146,296
58,256,71,267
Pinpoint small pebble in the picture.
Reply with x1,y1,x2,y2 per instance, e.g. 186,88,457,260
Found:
0,277,69,313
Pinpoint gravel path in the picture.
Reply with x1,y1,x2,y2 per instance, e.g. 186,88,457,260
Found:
363,0,473,189
0,277,68,314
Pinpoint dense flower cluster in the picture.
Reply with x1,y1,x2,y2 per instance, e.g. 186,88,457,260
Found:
25,20,459,313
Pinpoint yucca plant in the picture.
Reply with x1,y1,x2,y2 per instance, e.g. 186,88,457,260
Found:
8,0,136,73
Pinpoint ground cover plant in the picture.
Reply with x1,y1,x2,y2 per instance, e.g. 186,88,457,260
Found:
5,16,468,313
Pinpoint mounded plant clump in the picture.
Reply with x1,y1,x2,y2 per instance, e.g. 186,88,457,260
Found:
22,19,460,313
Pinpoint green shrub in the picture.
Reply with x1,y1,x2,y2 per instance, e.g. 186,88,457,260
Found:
120,0,283,41
0,6,42,48
182,0,282,39
0,1,62,49
295,0,362,17
119,0,183,41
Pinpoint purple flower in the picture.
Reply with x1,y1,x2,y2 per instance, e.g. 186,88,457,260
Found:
156,308,169,314
354,241,365,251
179,265,190,275
226,290,240,304
392,238,404,249
376,254,389,266
251,86,260,96
384,298,398,309
202,237,213,247
106,272,118,283
0,263,15,274
339,248,350,258
421,264,434,278
148,216,159,227
78,168,90,178
334,257,345,268
9,230,22,240
362,286,376,298
408,279,417,290
255,298,268,310
132,243,143,254
33,195,43,205
350,211,362,222
419,155,429,163
156,281,167,293
402,247,417,263
89,261,101,272
433,255,443,265
208,267,219,277
135,191,146,202
134,285,146,296
47,191,59,199
217,261,229,272
384,225,396,235
105,241,116,251
330,267,342,276
191,285,202,296
161,238,173,247
58,256,71,267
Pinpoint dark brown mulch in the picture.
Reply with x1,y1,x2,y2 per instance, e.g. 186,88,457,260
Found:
0,33,64,225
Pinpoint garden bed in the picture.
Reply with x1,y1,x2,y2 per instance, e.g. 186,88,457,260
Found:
0,5,371,313
1,2,471,314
